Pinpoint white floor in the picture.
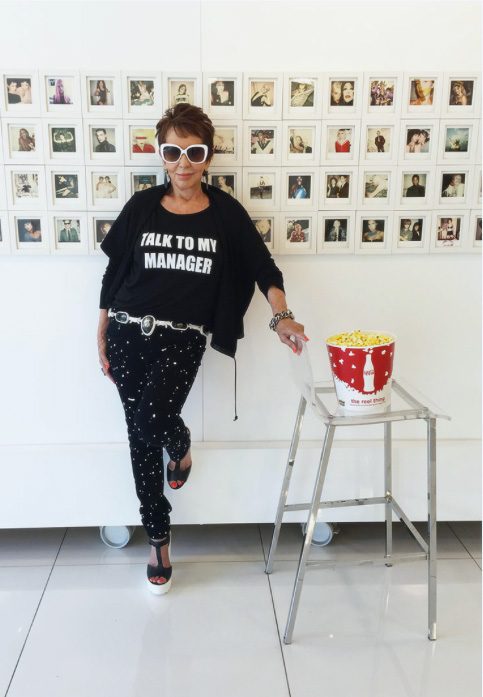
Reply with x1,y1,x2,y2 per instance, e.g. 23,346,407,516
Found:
0,521,481,697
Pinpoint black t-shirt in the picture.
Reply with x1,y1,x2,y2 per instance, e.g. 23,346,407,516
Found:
112,203,221,326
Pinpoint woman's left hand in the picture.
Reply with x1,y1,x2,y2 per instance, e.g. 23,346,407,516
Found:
275,318,309,354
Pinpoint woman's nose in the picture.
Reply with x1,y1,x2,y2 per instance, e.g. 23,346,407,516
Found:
178,153,190,167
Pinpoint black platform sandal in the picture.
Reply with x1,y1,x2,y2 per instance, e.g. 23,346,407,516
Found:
146,533,172,594
167,428,191,490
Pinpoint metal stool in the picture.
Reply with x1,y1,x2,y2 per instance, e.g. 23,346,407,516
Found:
265,340,450,644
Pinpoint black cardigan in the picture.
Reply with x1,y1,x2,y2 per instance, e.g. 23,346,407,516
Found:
99,182,285,420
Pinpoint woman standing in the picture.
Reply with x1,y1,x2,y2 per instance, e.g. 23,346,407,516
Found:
97,104,307,594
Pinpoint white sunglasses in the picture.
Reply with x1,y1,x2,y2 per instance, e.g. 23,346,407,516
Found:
159,143,209,164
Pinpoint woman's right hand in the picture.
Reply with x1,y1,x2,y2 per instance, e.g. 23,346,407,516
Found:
98,310,115,384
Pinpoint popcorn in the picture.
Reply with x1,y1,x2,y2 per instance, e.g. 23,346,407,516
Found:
326,330,393,347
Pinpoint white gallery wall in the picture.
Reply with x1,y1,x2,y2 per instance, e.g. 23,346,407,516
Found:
0,0,481,526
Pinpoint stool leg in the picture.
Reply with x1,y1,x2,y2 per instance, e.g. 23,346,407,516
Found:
427,417,437,640
384,421,393,566
265,395,307,575
283,424,335,644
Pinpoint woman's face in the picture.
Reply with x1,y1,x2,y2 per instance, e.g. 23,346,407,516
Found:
342,82,354,103
19,128,28,138
179,84,186,94
161,127,211,192
294,135,303,146
331,82,341,102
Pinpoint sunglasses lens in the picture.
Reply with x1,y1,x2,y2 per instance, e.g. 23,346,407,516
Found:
187,146,207,163
162,145,182,162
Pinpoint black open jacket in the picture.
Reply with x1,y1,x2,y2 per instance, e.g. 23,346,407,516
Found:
99,182,285,420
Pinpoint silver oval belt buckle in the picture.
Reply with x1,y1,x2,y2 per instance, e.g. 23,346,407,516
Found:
115,311,129,324
141,315,156,336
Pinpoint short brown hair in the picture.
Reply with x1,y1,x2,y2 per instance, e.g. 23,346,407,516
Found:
155,103,215,159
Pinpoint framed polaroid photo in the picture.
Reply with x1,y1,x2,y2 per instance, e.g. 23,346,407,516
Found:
163,73,202,109
45,167,87,210
472,165,482,206
436,166,471,207
0,212,11,254
395,167,433,209
430,212,468,253
358,167,396,209
249,213,279,253
243,122,282,166
363,73,403,115
208,167,242,201
203,73,242,120
88,213,118,254
467,210,482,252
392,211,431,254
282,123,320,166
2,119,44,164
84,121,124,165
40,71,81,115
443,74,480,116
317,211,355,254
282,168,318,211
399,120,437,163
243,74,282,120
324,73,362,115
278,213,316,255
122,72,161,116
320,166,358,209
1,72,40,115
402,73,442,116
123,121,159,165
321,120,360,164
242,168,280,211
124,167,164,197
355,213,392,254
437,119,478,164
43,119,83,164
81,72,122,116
86,166,126,210
0,166,6,209
5,166,46,210
283,74,322,120
9,212,49,254
359,121,399,164
50,213,88,254
212,121,243,166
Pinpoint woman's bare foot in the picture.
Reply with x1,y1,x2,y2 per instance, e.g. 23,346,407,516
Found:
148,539,171,584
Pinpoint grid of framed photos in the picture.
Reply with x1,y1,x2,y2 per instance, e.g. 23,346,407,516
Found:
0,70,480,255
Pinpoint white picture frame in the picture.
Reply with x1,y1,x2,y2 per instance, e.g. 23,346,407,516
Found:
436,165,471,207
5,165,47,210
437,119,478,164
430,211,468,253
45,166,87,210
86,166,126,210
443,73,480,117
9,211,49,253
399,119,438,163
242,167,280,211
243,122,282,166
212,121,243,166
355,212,392,254
43,119,84,164
324,72,363,116
81,72,122,117
123,120,159,165
39,71,81,115
363,72,403,115
243,73,283,120
203,73,242,120
88,212,119,254
391,211,431,254
358,166,396,209
278,212,317,255
208,167,242,202
1,71,41,116
83,120,124,165
2,118,44,164
163,73,202,109
395,166,434,209
282,122,320,166
472,165,482,206
248,212,279,254
282,167,318,211
319,166,358,209
359,119,399,165
121,72,162,117
124,167,164,197
317,211,355,255
50,212,88,254
467,209,482,252
283,73,322,120
0,166,6,208
0,212,11,254
320,120,360,164
402,73,442,117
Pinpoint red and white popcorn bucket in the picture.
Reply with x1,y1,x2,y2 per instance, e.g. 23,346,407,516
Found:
326,330,396,412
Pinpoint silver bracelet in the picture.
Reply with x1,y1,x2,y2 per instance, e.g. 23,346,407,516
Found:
269,310,294,331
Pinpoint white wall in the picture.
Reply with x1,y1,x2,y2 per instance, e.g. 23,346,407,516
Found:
0,1,481,524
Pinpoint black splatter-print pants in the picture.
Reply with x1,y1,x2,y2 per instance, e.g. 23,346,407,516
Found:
105,313,207,539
